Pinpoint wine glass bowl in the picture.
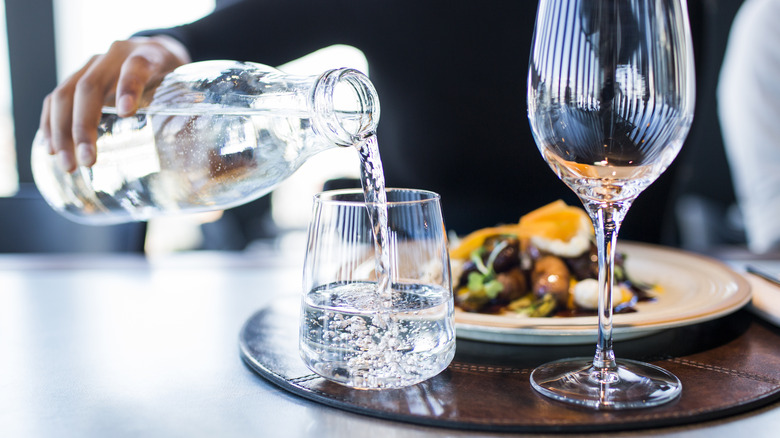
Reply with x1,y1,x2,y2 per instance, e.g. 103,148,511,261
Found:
527,0,695,409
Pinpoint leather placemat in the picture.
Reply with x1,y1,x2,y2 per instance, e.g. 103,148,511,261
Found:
239,296,780,433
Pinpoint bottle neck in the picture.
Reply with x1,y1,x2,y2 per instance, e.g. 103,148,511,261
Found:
310,68,380,147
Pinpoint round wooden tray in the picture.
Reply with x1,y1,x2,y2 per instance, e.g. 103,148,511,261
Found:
239,296,780,433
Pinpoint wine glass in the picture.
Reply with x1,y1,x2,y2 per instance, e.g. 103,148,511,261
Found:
298,188,456,389
527,0,695,409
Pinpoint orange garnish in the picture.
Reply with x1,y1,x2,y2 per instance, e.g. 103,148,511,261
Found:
516,200,592,242
449,200,592,259
449,224,523,260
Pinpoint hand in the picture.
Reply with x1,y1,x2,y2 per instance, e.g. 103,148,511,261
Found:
39,35,191,172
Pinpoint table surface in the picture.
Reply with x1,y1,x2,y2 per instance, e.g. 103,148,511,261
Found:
1,242,778,438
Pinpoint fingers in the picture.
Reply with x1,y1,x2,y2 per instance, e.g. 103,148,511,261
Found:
72,56,116,168
115,36,191,116
50,87,77,172
71,42,139,168
43,57,97,172
115,52,156,117
39,37,190,172
39,94,54,155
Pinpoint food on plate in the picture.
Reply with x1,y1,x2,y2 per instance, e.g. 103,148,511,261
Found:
450,200,656,316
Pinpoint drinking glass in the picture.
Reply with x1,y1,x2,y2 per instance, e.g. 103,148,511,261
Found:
299,188,455,389
527,0,695,408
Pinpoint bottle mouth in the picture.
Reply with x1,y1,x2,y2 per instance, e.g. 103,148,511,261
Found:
310,68,381,147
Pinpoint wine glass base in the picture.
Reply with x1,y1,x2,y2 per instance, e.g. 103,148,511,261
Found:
530,357,681,410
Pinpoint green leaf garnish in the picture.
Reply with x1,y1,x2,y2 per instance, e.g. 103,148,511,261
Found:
466,271,504,299
483,279,503,299
467,271,486,290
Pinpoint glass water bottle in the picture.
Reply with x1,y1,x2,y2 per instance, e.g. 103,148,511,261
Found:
31,60,380,225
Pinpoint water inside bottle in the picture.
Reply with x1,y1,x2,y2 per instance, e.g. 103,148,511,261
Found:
33,107,367,224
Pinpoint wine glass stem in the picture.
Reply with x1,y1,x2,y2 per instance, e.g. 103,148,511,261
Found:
584,201,630,372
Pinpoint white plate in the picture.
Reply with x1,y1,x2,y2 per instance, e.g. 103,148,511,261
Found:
455,242,752,345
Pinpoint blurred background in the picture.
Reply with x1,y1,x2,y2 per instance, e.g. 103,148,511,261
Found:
0,0,749,255
0,0,367,254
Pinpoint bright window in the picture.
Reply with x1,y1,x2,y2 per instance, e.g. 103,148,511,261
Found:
53,0,215,80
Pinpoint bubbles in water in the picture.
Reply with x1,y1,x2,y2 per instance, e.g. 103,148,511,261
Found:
300,282,455,389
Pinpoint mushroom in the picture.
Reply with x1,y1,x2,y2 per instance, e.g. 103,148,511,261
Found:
531,255,570,306
495,269,527,302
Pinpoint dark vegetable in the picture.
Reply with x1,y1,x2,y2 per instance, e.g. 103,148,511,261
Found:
487,237,521,273
531,255,570,306
564,242,598,280
495,270,527,302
